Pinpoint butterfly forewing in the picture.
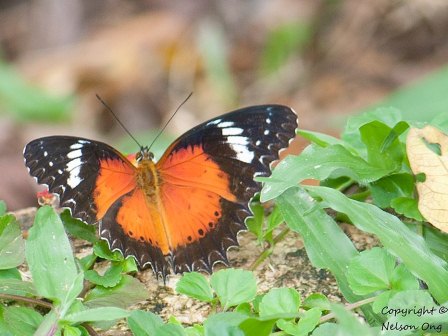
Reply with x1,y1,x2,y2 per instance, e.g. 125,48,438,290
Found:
24,136,136,223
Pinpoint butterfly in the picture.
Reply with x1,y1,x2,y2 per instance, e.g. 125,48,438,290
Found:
24,105,298,279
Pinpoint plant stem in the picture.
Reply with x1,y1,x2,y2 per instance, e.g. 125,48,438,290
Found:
0,293,52,309
249,226,290,271
319,296,377,324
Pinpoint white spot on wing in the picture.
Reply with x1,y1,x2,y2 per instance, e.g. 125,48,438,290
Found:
227,136,249,145
66,158,83,171
67,149,82,159
222,127,244,136
49,161,53,167
43,151,48,157
230,144,254,163
255,140,261,146
218,121,234,128
67,167,82,188
70,143,83,150
207,118,222,126
264,130,270,135
266,118,271,124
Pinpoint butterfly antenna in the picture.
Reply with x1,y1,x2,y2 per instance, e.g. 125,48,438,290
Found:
148,92,193,150
95,94,142,148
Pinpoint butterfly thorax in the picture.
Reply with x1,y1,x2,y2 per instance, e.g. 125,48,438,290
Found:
135,150,159,200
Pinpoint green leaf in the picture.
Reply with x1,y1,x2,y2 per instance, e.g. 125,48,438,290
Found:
176,272,214,302
3,306,43,336
423,225,448,261
302,293,330,311
347,247,396,295
61,210,97,243
64,307,130,323
84,263,123,288
34,310,59,336
93,240,123,261
0,61,72,122
277,307,321,336
0,268,21,280
0,214,25,269
0,278,36,296
259,287,301,319
261,144,393,201
265,206,284,237
307,185,448,303
128,310,163,336
59,272,85,319
84,274,148,309
246,202,264,239
390,197,424,221
62,325,83,336
330,304,376,336
311,323,339,336
203,312,247,336
390,264,419,291
369,174,415,208
210,269,257,311
78,254,97,271
239,317,276,336
276,187,360,302
360,121,403,170
342,107,403,156
25,206,78,302
185,325,204,336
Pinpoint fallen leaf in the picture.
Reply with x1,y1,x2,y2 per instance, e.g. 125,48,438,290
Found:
407,125,448,233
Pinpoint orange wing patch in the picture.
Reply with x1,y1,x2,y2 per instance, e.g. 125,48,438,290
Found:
114,189,170,253
157,144,236,249
94,158,136,219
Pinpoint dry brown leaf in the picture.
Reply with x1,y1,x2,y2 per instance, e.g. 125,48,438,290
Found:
407,125,448,233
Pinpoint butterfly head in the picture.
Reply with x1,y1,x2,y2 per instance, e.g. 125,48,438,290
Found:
135,146,154,163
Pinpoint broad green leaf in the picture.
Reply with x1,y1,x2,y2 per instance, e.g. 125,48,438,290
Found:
261,144,393,201
176,272,214,302
276,187,359,302
390,197,423,221
0,268,21,280
0,215,25,269
61,210,97,243
210,269,257,310
369,174,415,208
0,278,36,296
239,317,276,336
3,306,43,336
128,310,163,336
311,323,339,336
259,287,301,319
203,312,247,336
330,304,376,336
342,107,403,156
347,247,396,295
84,263,123,288
277,307,321,336
185,325,204,336
360,121,403,170
306,186,448,303
59,272,84,319
26,206,77,302
302,293,330,311
390,264,419,291
423,225,448,261
64,307,130,323
84,274,148,309
265,205,284,237
234,302,252,315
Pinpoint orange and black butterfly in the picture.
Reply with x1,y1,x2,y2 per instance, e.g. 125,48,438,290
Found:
24,105,297,279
